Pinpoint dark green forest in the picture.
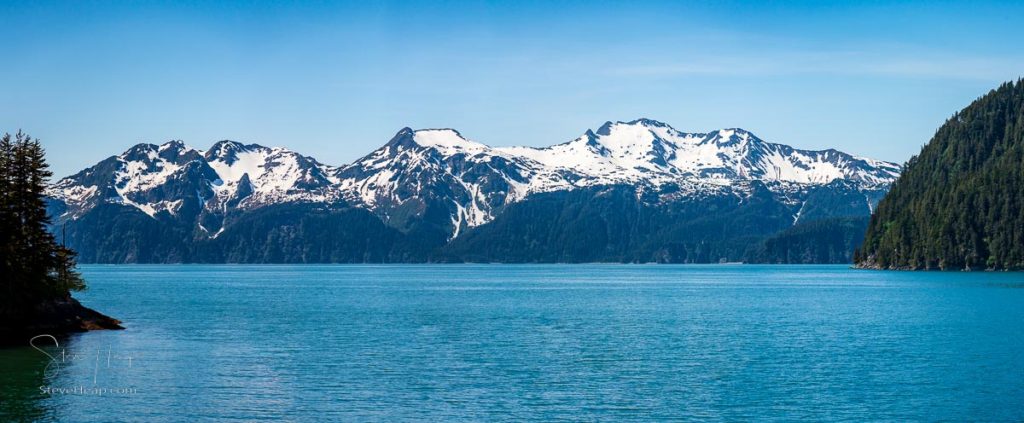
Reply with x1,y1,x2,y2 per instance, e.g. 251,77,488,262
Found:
442,184,869,264
747,217,869,264
0,132,85,319
856,80,1024,270
56,182,878,264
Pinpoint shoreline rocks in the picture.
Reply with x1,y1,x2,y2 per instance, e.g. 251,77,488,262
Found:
0,296,122,347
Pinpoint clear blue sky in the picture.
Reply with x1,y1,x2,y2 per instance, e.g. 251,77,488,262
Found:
1,1,1021,177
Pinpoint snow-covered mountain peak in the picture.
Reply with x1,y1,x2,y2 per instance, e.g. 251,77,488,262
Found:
704,128,753,144
156,140,195,155
591,119,710,152
206,139,244,159
119,142,162,162
114,144,187,191
515,119,700,179
204,140,276,164
625,117,672,127
50,139,342,222
597,118,674,134
591,119,683,151
204,141,271,183
410,128,489,155
201,142,338,206
374,128,490,157
51,119,901,239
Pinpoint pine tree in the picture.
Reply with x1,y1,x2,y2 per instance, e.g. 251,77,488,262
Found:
0,134,14,313
0,132,85,318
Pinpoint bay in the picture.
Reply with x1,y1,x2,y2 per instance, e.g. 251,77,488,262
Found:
2,265,1023,421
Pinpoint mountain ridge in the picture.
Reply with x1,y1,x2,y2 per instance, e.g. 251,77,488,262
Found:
47,119,901,263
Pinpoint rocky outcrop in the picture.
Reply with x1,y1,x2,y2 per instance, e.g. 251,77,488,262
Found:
0,296,122,346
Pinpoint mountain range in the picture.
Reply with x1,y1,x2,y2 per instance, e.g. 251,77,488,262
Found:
47,119,901,263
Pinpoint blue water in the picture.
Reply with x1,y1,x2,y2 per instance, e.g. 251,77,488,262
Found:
2,265,1024,421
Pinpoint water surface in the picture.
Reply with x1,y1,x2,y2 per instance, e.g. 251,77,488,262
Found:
2,265,1023,421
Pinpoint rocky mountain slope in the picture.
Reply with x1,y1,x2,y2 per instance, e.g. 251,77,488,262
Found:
47,119,900,263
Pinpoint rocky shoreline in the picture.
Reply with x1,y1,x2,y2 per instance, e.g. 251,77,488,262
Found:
0,296,122,347
853,260,1012,271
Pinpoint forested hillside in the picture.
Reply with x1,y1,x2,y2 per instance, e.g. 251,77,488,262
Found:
856,80,1024,270
747,217,869,264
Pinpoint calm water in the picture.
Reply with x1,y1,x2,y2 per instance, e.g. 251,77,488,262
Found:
2,265,1024,421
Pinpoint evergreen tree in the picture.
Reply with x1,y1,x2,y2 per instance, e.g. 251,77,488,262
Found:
0,134,14,310
0,132,85,318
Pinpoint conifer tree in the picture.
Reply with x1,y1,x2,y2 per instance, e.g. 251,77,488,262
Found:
0,132,85,317
0,134,14,312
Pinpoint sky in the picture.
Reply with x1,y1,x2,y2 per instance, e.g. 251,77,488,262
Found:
1,1,1022,178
